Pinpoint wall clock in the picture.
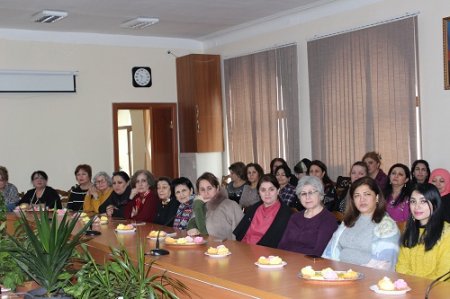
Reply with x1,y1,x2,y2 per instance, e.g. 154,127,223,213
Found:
132,66,152,87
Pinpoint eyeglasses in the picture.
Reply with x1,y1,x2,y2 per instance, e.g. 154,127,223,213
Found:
299,190,319,199
95,179,107,185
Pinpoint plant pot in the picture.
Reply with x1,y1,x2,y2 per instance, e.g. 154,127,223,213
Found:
24,287,72,299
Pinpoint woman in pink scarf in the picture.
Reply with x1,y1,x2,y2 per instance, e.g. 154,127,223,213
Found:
429,168,450,222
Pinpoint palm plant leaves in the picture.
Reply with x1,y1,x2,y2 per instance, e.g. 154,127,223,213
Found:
3,208,92,296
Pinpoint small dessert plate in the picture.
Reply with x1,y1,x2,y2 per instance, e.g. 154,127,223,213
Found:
147,232,177,240
369,285,411,295
254,261,287,269
204,252,232,258
114,228,137,234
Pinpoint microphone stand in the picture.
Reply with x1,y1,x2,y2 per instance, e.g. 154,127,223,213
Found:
424,269,450,299
85,215,101,236
147,229,169,256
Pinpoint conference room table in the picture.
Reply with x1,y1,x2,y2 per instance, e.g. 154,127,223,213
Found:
6,212,450,298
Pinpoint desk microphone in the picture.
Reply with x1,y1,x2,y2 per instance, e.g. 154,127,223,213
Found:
85,215,101,236
424,269,450,299
147,230,169,256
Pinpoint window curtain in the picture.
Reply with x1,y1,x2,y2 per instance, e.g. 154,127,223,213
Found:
224,45,299,172
308,17,418,179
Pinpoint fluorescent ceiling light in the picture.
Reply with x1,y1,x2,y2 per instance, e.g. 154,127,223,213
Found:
121,17,159,29
33,10,68,23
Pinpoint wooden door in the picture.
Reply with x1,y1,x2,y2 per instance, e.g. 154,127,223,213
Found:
150,105,178,178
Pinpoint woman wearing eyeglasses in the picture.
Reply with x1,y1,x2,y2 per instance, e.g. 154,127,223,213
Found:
83,171,113,213
396,183,450,279
18,170,61,210
278,176,337,255
323,176,400,270
234,174,291,248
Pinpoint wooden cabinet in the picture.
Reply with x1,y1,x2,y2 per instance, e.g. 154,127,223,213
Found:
176,54,224,153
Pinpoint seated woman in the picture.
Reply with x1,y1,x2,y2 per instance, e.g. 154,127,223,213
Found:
154,177,180,226
429,168,450,223
396,183,450,279
323,176,400,270
278,176,338,255
124,170,158,222
293,158,311,181
187,172,243,241
275,164,303,210
98,171,131,218
362,151,388,191
67,164,93,211
410,159,431,187
307,160,337,211
239,163,264,209
172,177,195,230
384,163,411,223
334,161,368,213
226,162,247,204
270,157,298,186
83,171,113,213
0,166,20,212
18,170,61,209
234,174,291,248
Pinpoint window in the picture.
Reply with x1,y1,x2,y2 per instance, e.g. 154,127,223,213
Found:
307,17,419,178
224,45,299,171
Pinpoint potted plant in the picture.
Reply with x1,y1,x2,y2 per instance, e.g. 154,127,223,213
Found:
0,192,27,291
1,208,92,298
64,240,191,299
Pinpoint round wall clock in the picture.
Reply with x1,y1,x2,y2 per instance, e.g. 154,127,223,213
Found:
132,66,152,87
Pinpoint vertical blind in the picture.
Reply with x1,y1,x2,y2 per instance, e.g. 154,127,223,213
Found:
224,45,299,171
308,17,418,179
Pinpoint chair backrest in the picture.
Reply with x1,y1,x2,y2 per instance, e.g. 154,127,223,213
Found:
332,211,344,223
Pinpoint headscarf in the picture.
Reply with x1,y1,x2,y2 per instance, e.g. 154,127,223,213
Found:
429,168,450,196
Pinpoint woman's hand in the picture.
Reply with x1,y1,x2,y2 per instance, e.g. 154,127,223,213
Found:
187,228,200,236
106,205,116,217
129,188,138,199
88,185,99,199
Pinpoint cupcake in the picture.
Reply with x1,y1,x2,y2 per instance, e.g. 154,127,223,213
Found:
377,277,395,291
216,245,229,255
268,256,283,265
342,269,359,279
207,247,218,254
100,216,108,224
185,236,194,243
300,266,316,278
321,268,338,280
258,256,269,265
176,237,187,244
194,236,204,244
394,279,409,290
165,237,176,244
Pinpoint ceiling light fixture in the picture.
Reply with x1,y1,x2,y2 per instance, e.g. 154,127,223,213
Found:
121,17,159,29
33,10,68,23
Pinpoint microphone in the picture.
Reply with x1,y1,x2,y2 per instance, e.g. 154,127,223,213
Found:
424,269,450,299
85,215,101,236
147,229,169,256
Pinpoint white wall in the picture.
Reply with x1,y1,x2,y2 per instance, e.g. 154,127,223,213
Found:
0,36,200,191
2,0,450,191
205,0,450,178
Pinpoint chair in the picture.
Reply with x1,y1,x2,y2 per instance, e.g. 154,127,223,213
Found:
396,221,407,233
332,211,344,223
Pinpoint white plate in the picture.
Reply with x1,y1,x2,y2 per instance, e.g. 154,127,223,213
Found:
146,232,177,240
132,222,146,226
1,286,11,292
298,271,364,281
254,261,287,269
115,228,136,234
369,285,411,295
204,252,232,258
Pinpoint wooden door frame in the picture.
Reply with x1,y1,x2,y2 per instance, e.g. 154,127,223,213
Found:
112,103,179,178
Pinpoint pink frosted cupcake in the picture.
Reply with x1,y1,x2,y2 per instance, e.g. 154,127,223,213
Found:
185,236,194,243
394,279,408,290
193,236,204,244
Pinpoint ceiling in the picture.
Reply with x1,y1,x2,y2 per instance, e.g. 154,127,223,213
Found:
0,0,336,40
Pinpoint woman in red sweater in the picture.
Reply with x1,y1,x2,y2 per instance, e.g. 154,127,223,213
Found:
124,169,158,223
